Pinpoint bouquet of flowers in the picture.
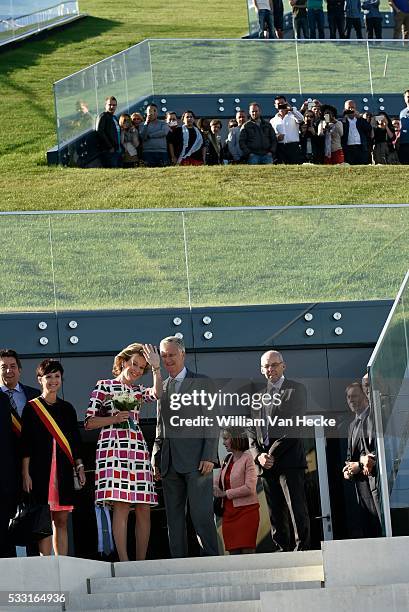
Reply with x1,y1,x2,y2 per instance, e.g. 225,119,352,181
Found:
112,392,141,430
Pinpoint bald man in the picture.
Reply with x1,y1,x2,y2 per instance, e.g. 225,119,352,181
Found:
248,350,310,551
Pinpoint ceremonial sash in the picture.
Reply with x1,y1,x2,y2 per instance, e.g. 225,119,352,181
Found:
29,397,74,466
11,407,22,437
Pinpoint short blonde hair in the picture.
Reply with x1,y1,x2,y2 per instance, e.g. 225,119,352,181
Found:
112,343,148,376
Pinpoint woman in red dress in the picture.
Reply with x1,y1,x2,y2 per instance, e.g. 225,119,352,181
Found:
214,428,260,554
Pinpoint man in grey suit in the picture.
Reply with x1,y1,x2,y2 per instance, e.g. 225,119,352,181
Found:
152,336,219,558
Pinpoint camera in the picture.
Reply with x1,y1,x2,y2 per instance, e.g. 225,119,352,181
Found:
278,104,288,110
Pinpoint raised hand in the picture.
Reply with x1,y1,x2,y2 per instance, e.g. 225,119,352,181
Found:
142,344,160,369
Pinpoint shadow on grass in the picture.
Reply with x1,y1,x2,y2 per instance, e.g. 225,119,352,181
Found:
0,16,120,77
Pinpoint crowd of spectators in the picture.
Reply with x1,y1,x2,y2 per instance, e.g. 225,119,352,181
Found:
95,90,409,167
254,0,409,39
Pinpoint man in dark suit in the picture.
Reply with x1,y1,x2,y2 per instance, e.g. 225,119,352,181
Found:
95,95,122,168
341,99,372,164
0,391,18,557
152,336,219,558
248,350,310,551
0,348,40,556
343,381,382,538
0,349,39,420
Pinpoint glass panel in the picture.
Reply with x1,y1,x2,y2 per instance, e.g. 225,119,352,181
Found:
0,1,79,46
369,276,409,535
125,41,153,112
53,41,153,150
368,41,409,95
149,40,300,95
185,207,409,306
94,54,129,116
1,207,408,313
296,40,372,94
0,215,56,312
49,212,190,310
54,64,98,148
247,0,259,37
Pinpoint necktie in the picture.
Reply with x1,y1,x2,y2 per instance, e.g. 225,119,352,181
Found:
262,386,276,447
7,389,19,414
351,418,362,452
167,378,177,397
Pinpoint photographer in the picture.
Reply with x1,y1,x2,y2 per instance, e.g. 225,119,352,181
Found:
317,105,344,164
372,112,397,164
299,111,321,163
270,96,304,164
341,100,372,164
139,104,171,167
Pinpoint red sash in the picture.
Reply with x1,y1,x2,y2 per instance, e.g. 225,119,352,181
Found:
29,397,74,466
10,407,22,437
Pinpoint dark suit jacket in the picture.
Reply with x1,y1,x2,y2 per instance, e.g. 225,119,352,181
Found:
347,407,380,519
20,384,39,403
249,377,307,473
341,115,372,152
0,392,19,512
152,369,219,477
96,111,119,152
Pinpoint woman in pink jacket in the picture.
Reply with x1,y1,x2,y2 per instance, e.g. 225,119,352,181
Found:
214,428,260,554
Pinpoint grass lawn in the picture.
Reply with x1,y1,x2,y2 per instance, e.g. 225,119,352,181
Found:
1,0,408,211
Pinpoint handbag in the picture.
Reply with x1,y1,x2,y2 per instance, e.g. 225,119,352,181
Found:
9,497,52,546
213,496,224,517
213,453,232,517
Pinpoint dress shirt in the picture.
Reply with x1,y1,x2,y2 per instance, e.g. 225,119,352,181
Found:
270,111,303,144
400,107,409,120
0,382,27,416
347,117,362,145
256,0,273,9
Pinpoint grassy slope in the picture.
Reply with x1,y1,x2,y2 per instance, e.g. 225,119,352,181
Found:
1,0,408,210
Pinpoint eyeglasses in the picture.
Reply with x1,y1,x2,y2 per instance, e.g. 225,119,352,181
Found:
261,362,283,369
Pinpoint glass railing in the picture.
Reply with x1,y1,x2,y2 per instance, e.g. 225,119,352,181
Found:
0,0,79,46
53,38,408,151
1,206,408,312
54,39,153,147
368,271,409,536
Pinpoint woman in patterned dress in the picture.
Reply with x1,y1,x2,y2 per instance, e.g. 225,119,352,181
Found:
85,343,162,561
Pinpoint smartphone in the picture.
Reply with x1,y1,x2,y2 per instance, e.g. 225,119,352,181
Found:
375,115,384,122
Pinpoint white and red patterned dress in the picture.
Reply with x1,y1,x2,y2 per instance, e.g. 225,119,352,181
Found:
86,379,158,506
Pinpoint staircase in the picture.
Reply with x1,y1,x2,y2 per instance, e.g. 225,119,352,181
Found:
66,550,324,611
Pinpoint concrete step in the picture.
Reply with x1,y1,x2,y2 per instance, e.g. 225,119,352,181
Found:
67,602,260,612
0,608,62,612
66,580,322,609
114,549,323,577
260,582,409,612
91,565,324,593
